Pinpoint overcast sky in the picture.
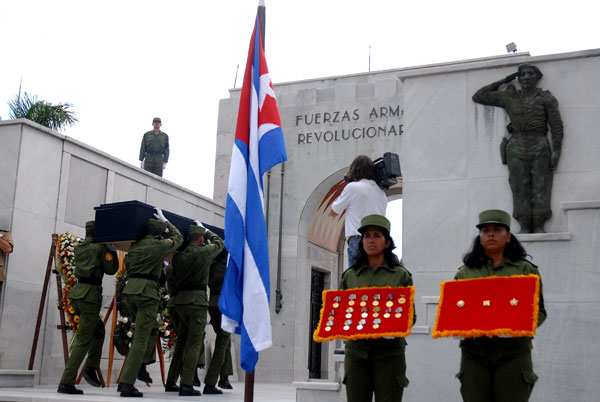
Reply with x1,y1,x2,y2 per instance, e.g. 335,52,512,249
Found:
1,0,597,201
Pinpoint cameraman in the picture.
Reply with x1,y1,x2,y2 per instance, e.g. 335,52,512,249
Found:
330,155,387,267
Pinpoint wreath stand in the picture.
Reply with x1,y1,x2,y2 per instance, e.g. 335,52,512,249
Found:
28,236,166,388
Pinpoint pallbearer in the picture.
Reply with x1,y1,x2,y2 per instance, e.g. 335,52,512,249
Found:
166,223,224,396
118,208,182,397
57,221,118,394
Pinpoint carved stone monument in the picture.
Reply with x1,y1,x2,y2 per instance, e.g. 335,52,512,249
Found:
472,64,564,233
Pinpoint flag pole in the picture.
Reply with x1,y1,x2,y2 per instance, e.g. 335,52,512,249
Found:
243,3,265,402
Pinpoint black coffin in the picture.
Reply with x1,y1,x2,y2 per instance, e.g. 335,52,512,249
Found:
93,200,197,250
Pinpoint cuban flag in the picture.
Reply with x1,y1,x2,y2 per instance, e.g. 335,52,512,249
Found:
219,13,287,373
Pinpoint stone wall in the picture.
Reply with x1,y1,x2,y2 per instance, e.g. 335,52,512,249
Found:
0,119,225,384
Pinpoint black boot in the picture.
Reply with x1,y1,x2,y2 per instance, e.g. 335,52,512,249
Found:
137,364,153,383
203,384,223,394
57,383,83,394
179,384,201,396
120,382,143,397
218,376,233,390
117,382,123,392
82,366,102,387
193,368,201,387
165,381,180,392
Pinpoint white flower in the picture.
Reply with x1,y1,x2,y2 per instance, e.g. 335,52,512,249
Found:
128,343,132,348
165,330,170,337
164,295,170,300
121,317,128,324
127,331,133,338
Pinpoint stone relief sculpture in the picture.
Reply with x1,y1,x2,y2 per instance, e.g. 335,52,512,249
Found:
473,64,564,233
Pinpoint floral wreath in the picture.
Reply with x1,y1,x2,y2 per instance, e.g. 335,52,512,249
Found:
56,232,82,332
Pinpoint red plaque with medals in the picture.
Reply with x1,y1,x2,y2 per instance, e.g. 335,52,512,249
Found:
432,275,540,339
313,286,415,342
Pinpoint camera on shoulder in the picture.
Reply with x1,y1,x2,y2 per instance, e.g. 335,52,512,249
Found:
373,152,401,189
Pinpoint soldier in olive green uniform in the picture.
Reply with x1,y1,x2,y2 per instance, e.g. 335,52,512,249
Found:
204,250,234,392
139,117,170,177
454,210,547,402
164,224,224,396
57,221,119,395
119,209,182,397
340,215,414,402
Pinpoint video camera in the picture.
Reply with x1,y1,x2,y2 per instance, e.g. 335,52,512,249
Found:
373,152,401,189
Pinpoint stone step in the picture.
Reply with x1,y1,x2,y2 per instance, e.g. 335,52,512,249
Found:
0,370,36,388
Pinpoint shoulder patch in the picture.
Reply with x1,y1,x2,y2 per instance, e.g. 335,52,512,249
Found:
105,252,114,261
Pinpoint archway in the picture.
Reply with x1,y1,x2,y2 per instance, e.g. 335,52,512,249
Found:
298,168,403,380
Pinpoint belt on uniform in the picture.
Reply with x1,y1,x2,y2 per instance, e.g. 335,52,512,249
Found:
145,150,165,156
347,235,361,244
513,131,547,136
76,277,102,286
178,284,207,292
129,273,160,282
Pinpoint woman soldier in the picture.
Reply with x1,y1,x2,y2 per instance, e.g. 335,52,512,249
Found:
455,209,547,402
340,214,413,402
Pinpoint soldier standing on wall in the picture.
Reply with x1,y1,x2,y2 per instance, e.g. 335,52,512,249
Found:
139,117,170,177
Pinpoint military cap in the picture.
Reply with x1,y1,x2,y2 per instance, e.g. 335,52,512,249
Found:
148,218,167,233
188,225,207,237
152,117,162,123
358,214,391,234
85,221,95,232
476,209,511,230
518,63,543,79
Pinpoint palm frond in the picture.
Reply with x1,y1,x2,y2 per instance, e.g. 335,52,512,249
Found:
7,91,78,131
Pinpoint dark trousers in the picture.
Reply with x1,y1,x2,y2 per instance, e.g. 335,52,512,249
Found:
204,305,233,386
457,348,538,402
166,304,207,386
120,295,159,384
143,155,164,177
59,299,105,385
344,344,408,402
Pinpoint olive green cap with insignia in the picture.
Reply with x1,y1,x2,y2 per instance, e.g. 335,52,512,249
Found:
153,117,162,123
358,214,391,234
85,221,95,232
476,209,511,230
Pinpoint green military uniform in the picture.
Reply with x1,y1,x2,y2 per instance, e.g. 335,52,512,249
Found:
59,230,118,385
204,252,234,387
120,220,182,385
340,260,414,402
167,227,224,387
454,258,546,402
139,122,170,177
